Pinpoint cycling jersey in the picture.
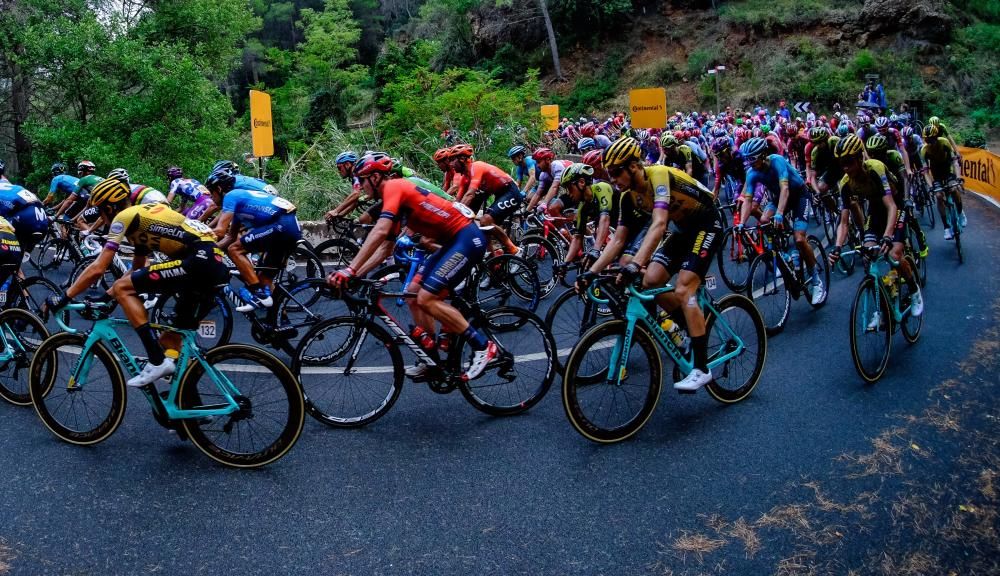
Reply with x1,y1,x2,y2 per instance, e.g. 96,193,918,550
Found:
920,140,957,183
0,216,23,284
221,189,296,228
806,138,843,187
594,134,612,149
105,203,216,257
624,165,716,233
0,182,42,214
714,150,746,192
454,161,516,201
514,158,537,186
169,178,206,202
49,174,80,199
839,160,905,243
378,178,473,241
573,181,618,236
0,216,15,235
745,154,808,197
73,175,103,200
391,163,415,179
877,150,906,190
233,174,278,196
661,146,706,180
404,176,452,200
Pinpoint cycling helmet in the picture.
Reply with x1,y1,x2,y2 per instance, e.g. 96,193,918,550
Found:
580,122,596,137
875,116,889,132
711,137,732,154
353,153,395,177
212,160,240,174
204,169,237,193
166,166,183,181
739,138,769,162
77,160,96,174
581,149,605,171
865,134,888,152
660,134,679,148
531,148,555,162
760,125,771,135
449,144,474,159
507,145,527,159
335,151,358,165
901,126,914,138
634,129,649,141
833,134,864,158
88,178,130,206
433,148,452,163
560,163,594,188
577,137,596,152
928,116,941,126
809,126,829,143
682,130,691,139
107,168,130,184
51,162,66,176
922,124,939,139
602,137,642,169
836,124,851,137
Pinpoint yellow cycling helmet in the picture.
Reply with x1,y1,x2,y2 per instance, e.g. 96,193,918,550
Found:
603,137,642,169
922,124,939,139
89,178,130,206
833,134,864,158
560,163,594,188
928,116,940,126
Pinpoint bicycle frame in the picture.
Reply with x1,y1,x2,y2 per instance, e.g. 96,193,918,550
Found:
861,252,912,325
56,305,241,420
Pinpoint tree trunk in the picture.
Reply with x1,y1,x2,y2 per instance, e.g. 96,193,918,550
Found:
536,0,562,80
10,42,31,179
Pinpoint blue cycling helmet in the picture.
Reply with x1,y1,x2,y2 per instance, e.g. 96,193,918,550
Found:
507,145,527,158
335,151,358,165
836,124,850,137
577,137,596,152
51,162,67,175
212,160,239,175
739,138,769,162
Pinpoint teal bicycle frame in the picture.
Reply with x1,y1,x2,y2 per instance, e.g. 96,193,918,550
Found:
57,303,241,421
861,253,914,326
589,281,746,384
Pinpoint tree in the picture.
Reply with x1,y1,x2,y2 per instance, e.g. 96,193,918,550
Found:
537,0,562,79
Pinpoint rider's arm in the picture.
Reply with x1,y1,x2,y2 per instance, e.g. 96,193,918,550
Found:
595,214,612,249
213,211,234,240
346,217,393,276
541,177,562,208
881,195,897,240
632,205,667,268
198,201,219,223
565,235,583,264
589,225,628,273
52,193,78,219
65,247,116,299
328,191,360,220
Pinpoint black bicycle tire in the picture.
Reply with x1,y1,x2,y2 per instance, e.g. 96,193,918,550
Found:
0,308,49,405
849,277,892,383
703,293,767,403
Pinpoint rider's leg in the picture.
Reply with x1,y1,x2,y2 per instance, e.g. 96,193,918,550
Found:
227,240,261,288
112,273,174,367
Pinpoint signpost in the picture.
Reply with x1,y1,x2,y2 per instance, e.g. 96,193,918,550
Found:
707,65,725,114
541,105,560,131
629,88,667,129
249,90,274,178
793,101,812,113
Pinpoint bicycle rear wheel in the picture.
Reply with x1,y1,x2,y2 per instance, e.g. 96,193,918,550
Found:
178,344,305,468
470,254,540,313
704,294,767,403
313,238,358,271
562,320,663,443
544,287,616,374
455,307,555,416
747,252,790,336
0,309,49,405
849,277,892,383
899,257,923,344
30,333,127,444
518,234,560,299
716,227,753,292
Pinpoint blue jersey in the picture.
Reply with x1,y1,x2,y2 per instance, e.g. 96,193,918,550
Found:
514,158,536,185
0,182,42,215
49,174,79,197
234,174,278,196
744,154,807,197
221,189,296,228
169,178,206,202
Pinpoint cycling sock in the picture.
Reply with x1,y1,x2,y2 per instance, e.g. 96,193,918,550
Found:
691,334,708,372
136,323,166,365
504,238,519,254
463,326,488,351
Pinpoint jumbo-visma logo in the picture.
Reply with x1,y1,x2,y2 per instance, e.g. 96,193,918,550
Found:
963,154,997,186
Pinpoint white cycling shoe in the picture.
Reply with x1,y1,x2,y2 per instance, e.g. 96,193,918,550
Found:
127,358,176,388
674,368,712,392
810,278,826,306
910,286,924,317
463,341,498,381
943,228,954,241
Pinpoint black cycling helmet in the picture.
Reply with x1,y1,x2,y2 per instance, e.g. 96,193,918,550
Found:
212,160,240,175
204,169,236,193
51,162,67,176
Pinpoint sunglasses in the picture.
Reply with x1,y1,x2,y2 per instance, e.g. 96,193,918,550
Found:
609,166,626,178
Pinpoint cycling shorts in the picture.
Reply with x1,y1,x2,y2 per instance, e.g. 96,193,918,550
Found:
650,213,724,279
864,207,907,245
9,204,48,253
239,213,303,274
764,189,811,232
80,205,102,226
485,181,522,224
182,195,214,220
130,243,229,329
413,222,486,295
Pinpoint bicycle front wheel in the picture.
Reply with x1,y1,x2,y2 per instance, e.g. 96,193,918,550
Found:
562,320,662,443
849,277,892,383
0,309,49,405
747,253,790,336
313,238,358,271
900,257,923,344
704,294,767,403
544,287,615,374
178,345,305,468
470,254,540,313
716,227,753,292
518,234,560,299
456,307,556,416
30,333,127,444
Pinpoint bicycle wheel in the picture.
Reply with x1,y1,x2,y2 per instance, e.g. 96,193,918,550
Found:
899,257,923,344
805,236,829,309
455,307,556,416
518,234,560,299
177,344,304,468
849,277,892,383
150,292,233,349
30,333,128,444
703,294,767,403
0,309,49,405
716,227,753,292
955,228,963,264
284,244,324,284
562,320,662,443
32,237,77,273
906,225,928,287
292,316,404,428
313,238,358,271
470,254,540,313
272,278,348,352
747,253,790,336
544,287,615,374
67,255,119,292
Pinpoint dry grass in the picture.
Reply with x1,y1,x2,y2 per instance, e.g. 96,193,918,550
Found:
0,539,13,574
802,481,868,515
774,548,819,576
726,517,761,559
755,504,812,533
837,427,907,478
979,468,997,500
669,531,728,564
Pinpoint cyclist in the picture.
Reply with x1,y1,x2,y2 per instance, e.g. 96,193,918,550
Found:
874,117,912,176
0,166,47,253
212,159,279,196
165,167,215,221
659,135,707,184
44,163,79,207
582,137,722,392
508,145,538,199
328,153,496,381
206,169,302,312
53,161,99,221
710,137,745,205
527,147,571,213
449,145,523,255
324,151,373,223
559,162,618,270
435,148,461,196
867,135,928,257
47,178,229,387
829,134,923,317
927,116,962,175
920,125,965,240
0,215,23,286
738,137,826,305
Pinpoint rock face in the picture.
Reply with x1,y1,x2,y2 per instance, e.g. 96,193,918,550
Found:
861,0,955,42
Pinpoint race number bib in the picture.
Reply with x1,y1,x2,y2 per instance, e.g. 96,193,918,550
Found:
17,190,39,204
452,201,475,219
184,218,213,235
198,321,216,338
271,197,296,211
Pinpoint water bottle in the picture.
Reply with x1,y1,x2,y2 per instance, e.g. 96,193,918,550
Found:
659,316,685,349
789,248,801,269
883,269,899,298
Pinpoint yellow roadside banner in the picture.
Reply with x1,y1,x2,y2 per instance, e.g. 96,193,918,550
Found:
629,88,667,129
541,105,560,131
250,90,274,158
958,146,1000,206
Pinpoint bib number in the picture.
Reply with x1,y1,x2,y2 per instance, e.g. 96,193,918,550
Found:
452,201,475,219
705,275,717,291
17,190,39,204
184,218,213,235
272,197,296,211
198,321,217,338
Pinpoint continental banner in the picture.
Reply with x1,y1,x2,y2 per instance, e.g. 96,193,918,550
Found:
958,146,1000,205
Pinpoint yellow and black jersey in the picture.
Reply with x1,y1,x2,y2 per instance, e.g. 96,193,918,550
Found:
0,216,15,235
105,203,216,258
619,165,715,232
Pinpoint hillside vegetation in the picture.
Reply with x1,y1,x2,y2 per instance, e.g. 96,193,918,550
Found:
1,0,997,218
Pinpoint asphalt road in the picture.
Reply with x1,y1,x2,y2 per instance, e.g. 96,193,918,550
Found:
1,196,998,575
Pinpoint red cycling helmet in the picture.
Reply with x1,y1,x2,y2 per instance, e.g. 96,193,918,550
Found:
532,147,555,162
582,149,604,170
449,144,474,158
580,122,596,137
432,148,451,163
353,153,394,177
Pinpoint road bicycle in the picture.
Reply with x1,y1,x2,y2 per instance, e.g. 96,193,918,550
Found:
544,270,624,374
716,221,767,293
561,275,766,443
0,307,49,405
909,172,935,229
935,179,965,264
29,301,305,468
844,245,922,382
292,277,556,428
